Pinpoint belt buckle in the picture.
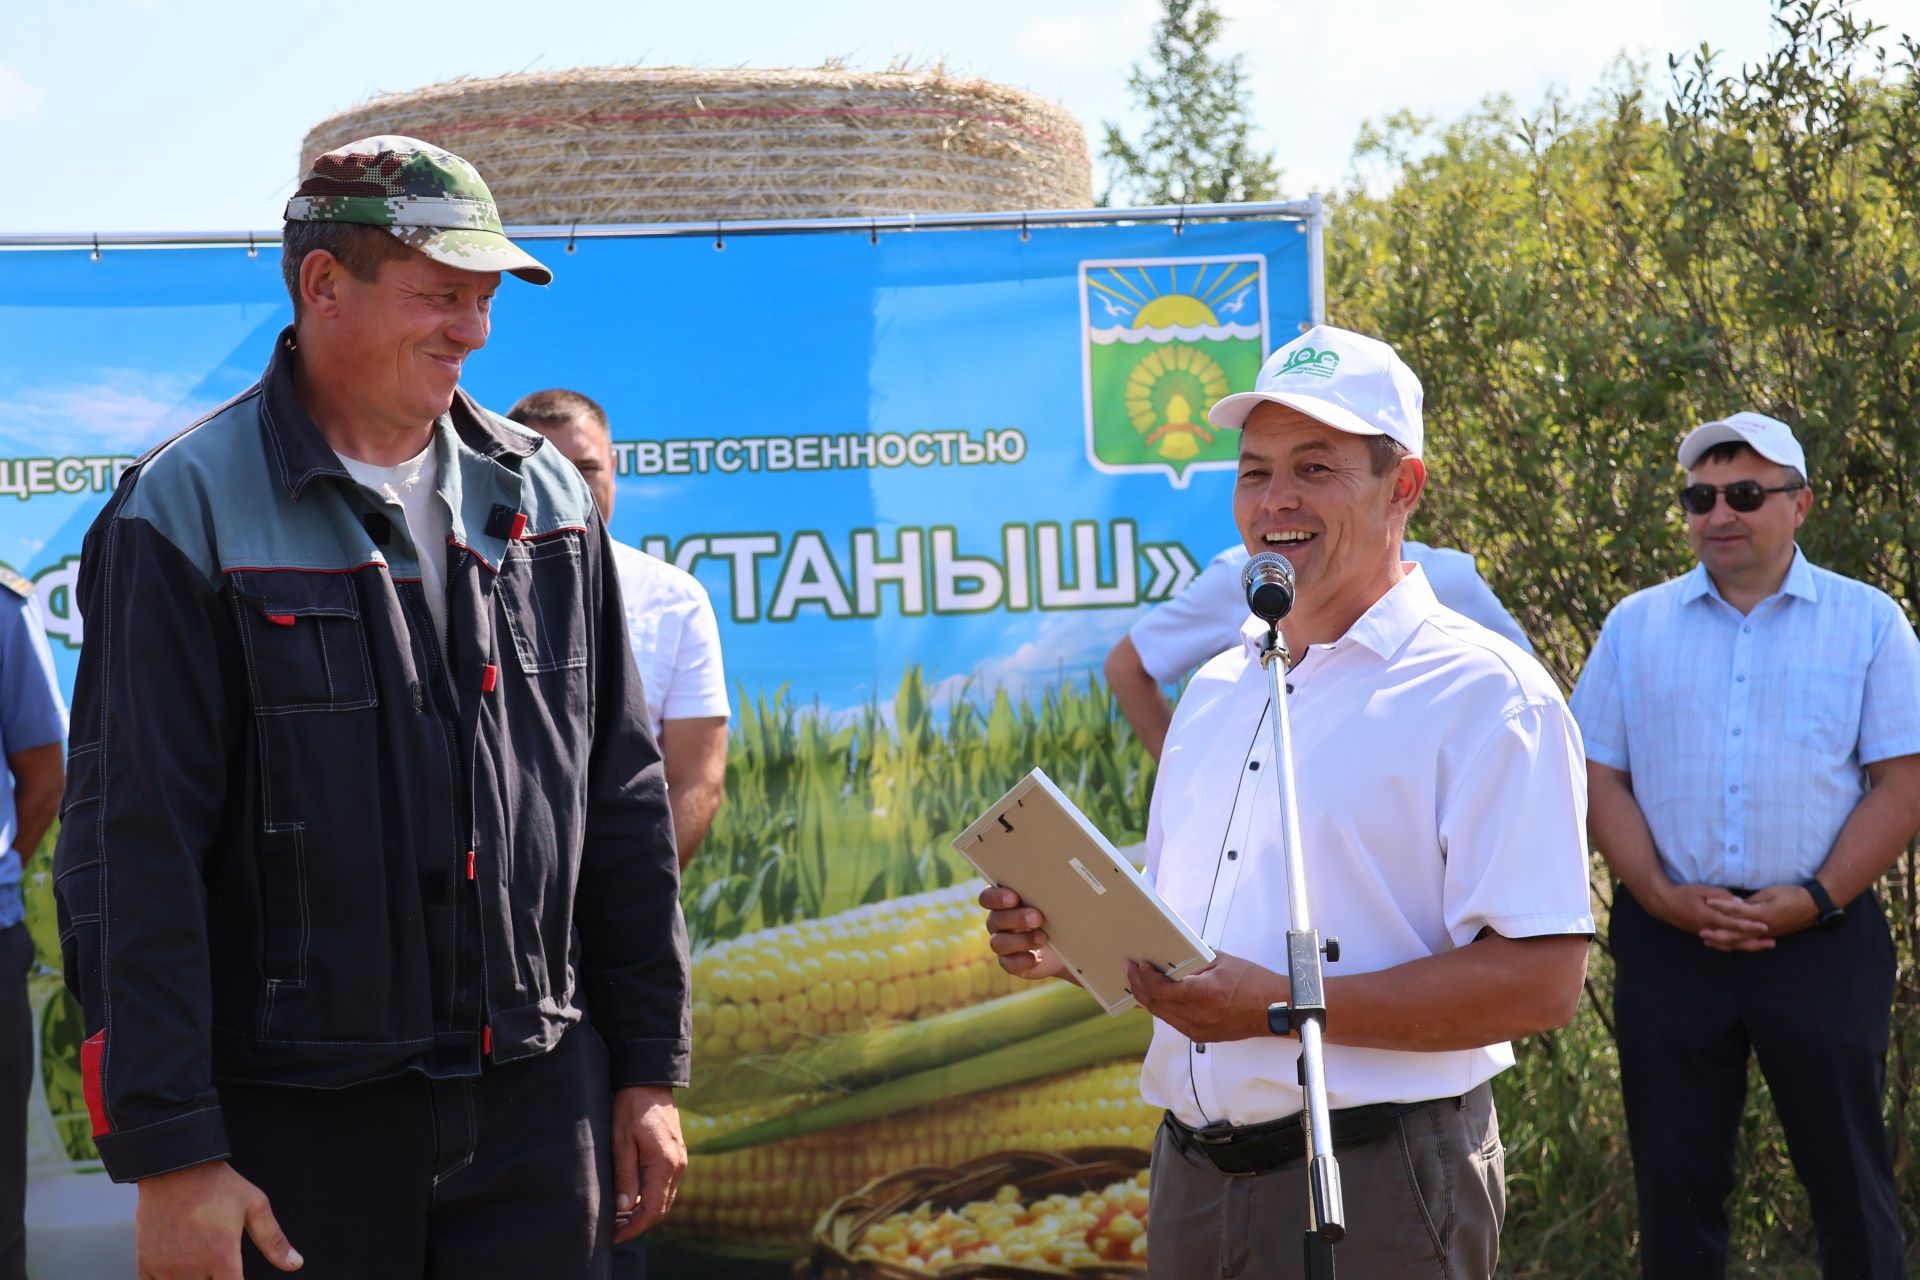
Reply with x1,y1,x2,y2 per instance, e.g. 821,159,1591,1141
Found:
1191,1121,1239,1147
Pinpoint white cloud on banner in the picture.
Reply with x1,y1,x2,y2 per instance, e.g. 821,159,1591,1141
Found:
928,606,1145,708
0,372,206,452
0,66,46,122
818,608,1142,733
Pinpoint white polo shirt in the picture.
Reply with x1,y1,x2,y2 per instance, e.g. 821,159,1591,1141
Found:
610,539,731,735
1130,541,1533,684
1141,566,1594,1127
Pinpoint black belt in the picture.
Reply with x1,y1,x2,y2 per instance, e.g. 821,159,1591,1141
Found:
1163,1097,1449,1177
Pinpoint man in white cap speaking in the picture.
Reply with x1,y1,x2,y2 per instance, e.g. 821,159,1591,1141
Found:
982,325,1594,1278
1572,412,1920,1277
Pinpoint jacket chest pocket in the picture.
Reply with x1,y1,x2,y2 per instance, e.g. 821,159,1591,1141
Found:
500,535,589,674
229,571,379,713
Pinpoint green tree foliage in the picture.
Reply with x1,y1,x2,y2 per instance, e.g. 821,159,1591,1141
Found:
1101,0,1282,206
1330,2,1920,1271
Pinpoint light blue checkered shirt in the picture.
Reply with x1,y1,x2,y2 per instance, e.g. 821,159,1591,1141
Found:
1570,549,1920,889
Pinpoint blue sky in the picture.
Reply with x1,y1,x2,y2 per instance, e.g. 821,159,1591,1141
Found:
5,0,1919,234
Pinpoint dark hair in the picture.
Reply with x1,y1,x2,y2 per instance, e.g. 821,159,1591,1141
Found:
506,388,610,436
1694,440,1807,488
280,221,412,315
1366,435,1409,478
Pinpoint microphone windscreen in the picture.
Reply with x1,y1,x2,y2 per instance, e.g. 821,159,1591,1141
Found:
1241,551,1296,623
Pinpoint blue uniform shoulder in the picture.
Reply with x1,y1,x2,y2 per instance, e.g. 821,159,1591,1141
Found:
515,455,601,534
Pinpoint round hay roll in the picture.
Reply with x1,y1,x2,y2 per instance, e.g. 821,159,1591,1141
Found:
299,67,1092,226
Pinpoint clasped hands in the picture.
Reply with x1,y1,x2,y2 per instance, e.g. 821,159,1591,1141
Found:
1650,881,1820,951
980,885,1288,1043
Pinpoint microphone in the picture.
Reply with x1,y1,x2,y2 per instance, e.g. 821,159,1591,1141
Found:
1241,551,1296,623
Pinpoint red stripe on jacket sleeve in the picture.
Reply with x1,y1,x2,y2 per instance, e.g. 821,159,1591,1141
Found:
81,1030,111,1136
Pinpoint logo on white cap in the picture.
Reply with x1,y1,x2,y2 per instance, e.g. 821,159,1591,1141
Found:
1207,324,1425,457
1277,348,1341,379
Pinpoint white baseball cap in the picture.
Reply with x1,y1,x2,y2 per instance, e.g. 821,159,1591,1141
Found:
1206,324,1424,457
1677,411,1808,478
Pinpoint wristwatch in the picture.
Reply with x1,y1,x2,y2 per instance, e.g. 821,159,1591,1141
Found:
1801,877,1846,929
1266,1002,1295,1037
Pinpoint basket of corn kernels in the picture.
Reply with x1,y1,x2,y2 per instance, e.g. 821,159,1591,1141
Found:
804,1148,1149,1278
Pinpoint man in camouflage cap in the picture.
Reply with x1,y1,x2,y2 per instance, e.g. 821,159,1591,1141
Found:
55,136,688,1279
283,134,552,284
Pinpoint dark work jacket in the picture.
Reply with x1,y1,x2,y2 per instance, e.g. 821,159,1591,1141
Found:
53,329,689,1183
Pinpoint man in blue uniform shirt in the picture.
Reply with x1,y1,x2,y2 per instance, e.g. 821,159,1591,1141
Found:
1572,412,1920,1278
0,568,68,1280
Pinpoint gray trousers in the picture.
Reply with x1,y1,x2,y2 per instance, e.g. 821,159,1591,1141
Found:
1147,1083,1505,1280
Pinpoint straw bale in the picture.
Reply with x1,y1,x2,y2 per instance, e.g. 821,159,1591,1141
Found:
298,67,1092,225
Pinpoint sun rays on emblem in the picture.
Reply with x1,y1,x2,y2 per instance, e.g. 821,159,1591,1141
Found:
1085,261,1261,329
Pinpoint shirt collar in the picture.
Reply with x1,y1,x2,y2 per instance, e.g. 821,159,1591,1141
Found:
1239,562,1442,662
1681,545,1819,606
260,325,540,501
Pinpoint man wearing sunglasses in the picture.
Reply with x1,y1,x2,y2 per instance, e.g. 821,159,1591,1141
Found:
1571,411,1920,1278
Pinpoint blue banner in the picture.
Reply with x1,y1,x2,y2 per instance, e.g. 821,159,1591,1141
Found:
1,220,1310,709
2,217,1313,1272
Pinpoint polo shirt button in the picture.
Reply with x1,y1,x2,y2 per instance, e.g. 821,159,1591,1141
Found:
1248,761,1261,771
1729,785,1740,794
1731,728,1742,737
1742,625,1753,633
1227,850,1238,860
1195,1044,1208,1054
1736,675,1746,683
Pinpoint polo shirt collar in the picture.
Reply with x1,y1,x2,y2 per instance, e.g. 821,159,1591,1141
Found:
1240,562,1441,662
1342,562,1442,659
1780,546,1819,601
1682,546,1818,607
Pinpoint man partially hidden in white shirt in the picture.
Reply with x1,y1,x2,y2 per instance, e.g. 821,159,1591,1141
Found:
983,325,1595,1280
508,390,731,868
1106,539,1534,759
1571,413,1920,1278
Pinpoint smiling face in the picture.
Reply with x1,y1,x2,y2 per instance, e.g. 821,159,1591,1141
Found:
305,244,499,432
1233,401,1424,639
1684,446,1810,593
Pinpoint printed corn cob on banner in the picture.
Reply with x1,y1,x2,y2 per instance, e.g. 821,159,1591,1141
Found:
664,670,1167,1269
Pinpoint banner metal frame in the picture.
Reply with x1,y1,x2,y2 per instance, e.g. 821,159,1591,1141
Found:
0,197,1327,324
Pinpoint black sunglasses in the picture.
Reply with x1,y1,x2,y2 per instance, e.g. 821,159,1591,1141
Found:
1677,480,1803,515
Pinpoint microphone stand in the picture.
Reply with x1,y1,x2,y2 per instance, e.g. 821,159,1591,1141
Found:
1258,622,1345,1278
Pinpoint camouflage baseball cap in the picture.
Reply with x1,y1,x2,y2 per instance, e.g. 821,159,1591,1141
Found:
285,135,552,286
